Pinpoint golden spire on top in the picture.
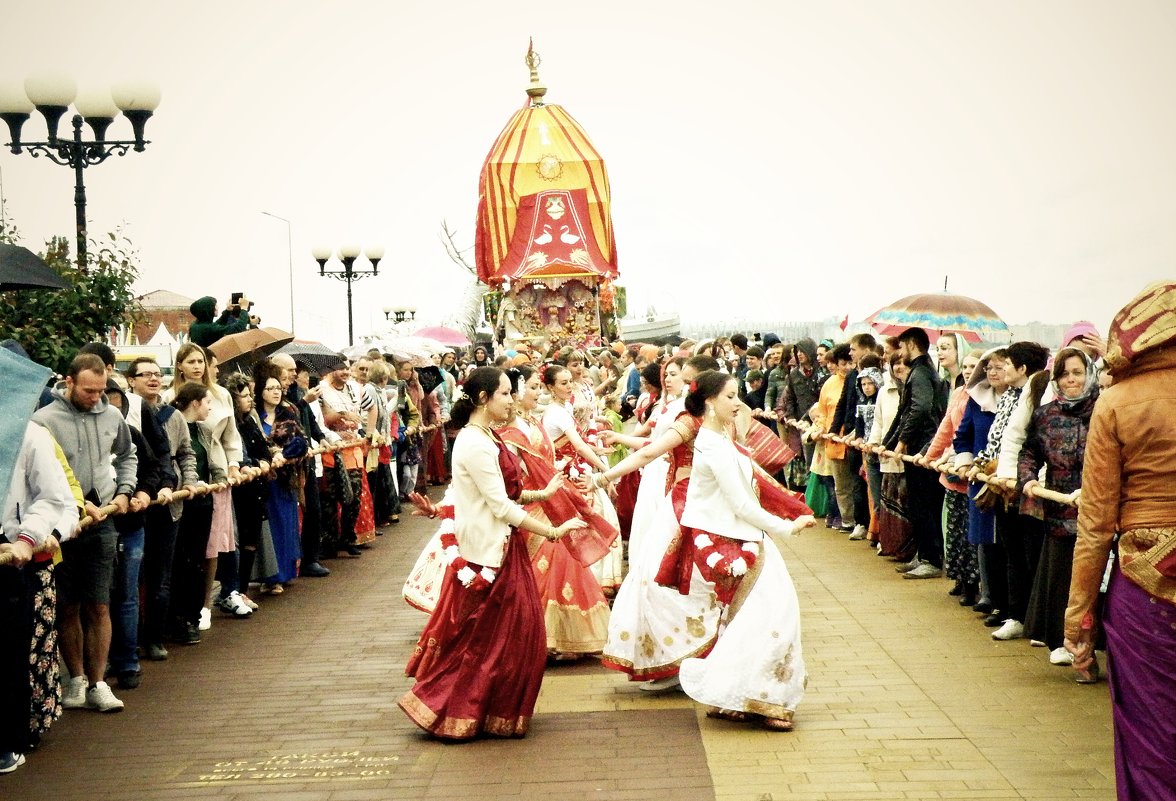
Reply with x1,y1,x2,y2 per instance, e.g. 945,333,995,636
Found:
525,38,547,105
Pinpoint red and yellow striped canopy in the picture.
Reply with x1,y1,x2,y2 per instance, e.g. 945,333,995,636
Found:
475,99,618,286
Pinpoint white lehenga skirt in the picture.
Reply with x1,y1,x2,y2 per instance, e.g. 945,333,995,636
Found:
588,485,624,591
679,535,806,719
627,455,668,560
602,493,722,680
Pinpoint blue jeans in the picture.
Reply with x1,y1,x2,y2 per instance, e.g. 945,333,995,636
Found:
109,527,145,674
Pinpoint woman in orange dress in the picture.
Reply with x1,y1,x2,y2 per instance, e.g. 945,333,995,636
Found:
499,365,617,658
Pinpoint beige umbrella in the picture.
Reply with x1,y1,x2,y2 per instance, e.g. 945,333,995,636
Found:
207,327,294,371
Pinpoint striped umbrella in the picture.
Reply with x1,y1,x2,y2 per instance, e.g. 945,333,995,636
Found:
865,292,1010,344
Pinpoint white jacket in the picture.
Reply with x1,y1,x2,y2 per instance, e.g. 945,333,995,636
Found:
681,427,796,542
450,427,528,567
868,376,905,474
995,384,1056,481
2,423,78,548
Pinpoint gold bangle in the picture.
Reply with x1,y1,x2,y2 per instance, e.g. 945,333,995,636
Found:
548,525,558,541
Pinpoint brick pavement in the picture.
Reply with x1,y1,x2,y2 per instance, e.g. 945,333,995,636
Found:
4,506,1115,801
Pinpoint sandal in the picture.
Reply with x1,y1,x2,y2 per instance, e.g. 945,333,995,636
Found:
762,716,794,732
706,709,749,723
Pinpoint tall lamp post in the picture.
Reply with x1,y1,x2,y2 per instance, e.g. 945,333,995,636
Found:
0,74,161,271
311,245,383,346
261,211,295,332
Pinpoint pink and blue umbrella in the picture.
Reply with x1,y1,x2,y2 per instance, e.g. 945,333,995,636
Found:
865,292,1010,344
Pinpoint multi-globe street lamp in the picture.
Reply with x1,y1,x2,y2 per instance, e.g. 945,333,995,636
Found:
382,305,417,324
0,73,161,271
311,245,383,346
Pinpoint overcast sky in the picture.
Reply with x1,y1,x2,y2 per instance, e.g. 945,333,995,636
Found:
2,1,1173,346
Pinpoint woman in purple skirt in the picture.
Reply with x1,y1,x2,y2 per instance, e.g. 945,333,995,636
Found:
1066,281,1176,801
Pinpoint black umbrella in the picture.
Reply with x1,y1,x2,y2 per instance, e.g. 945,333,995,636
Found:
0,243,70,291
275,341,348,377
416,365,443,395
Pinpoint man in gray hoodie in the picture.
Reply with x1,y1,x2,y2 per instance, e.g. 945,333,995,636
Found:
32,353,138,713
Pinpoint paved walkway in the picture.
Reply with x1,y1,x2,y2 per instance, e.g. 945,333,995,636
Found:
6,505,1116,801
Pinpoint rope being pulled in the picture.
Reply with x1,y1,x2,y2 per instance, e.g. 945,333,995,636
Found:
0,438,358,566
778,417,1081,508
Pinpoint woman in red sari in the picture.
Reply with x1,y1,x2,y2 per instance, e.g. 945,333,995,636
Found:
498,365,618,659
399,368,586,741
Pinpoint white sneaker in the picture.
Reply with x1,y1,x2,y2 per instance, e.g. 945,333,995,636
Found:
1049,647,1074,666
992,619,1025,641
198,607,212,631
903,563,944,579
62,675,88,709
217,591,253,618
238,593,259,611
848,525,867,541
86,681,124,713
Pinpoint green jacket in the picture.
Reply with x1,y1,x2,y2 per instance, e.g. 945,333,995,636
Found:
187,295,248,348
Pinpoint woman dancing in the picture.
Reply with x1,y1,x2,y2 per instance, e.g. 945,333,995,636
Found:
499,366,617,658
399,367,586,741
677,371,815,731
594,356,723,688
541,363,623,593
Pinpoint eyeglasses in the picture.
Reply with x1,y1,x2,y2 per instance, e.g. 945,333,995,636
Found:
985,365,1004,373
134,371,162,378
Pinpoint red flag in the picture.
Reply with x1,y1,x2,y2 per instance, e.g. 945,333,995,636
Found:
839,314,849,331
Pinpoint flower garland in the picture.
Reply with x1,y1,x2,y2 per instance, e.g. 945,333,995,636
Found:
436,505,496,590
693,533,759,577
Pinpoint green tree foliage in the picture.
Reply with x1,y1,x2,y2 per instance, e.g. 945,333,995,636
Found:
0,214,143,373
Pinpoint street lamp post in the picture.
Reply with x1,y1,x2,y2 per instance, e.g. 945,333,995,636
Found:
312,245,383,346
261,211,295,332
0,74,161,272
382,306,417,324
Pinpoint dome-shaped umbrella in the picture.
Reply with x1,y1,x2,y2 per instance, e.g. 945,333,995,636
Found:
865,291,1010,344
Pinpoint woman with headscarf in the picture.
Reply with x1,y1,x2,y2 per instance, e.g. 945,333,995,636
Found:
1065,281,1176,800
1019,348,1098,668
470,344,490,370
952,349,1010,624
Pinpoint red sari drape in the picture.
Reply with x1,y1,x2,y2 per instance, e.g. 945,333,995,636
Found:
399,437,546,740
656,421,812,597
497,423,618,565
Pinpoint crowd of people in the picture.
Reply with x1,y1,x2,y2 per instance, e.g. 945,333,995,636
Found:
4,281,1175,799
0,330,460,774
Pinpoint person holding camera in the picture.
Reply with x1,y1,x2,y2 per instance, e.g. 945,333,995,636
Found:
187,294,255,349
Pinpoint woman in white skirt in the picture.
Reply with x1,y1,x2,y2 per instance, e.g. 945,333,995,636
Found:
678,371,814,731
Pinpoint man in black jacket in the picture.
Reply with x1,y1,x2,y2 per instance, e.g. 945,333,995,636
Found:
883,328,948,578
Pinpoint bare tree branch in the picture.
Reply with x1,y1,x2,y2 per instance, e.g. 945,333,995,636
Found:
438,220,486,341
439,220,476,274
